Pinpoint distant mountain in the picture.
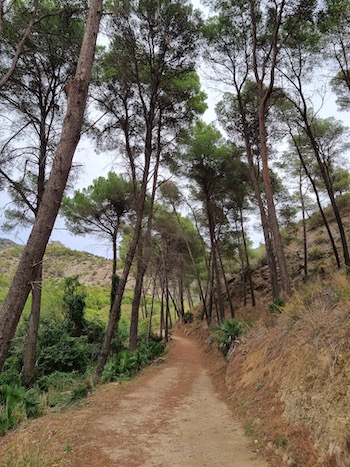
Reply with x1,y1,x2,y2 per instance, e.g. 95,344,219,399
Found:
0,238,19,250
0,239,116,288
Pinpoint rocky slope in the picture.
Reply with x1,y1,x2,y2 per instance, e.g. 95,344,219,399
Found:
0,239,114,287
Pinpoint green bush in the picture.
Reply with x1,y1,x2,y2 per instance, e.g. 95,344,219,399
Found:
62,276,87,336
309,247,325,261
214,319,244,355
183,311,194,323
37,334,91,375
0,384,41,435
37,318,92,374
36,371,79,392
268,297,285,314
69,381,92,403
101,338,165,383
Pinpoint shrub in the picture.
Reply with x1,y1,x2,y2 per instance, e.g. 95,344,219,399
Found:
268,297,285,314
309,247,325,261
62,276,87,336
37,318,92,374
36,371,79,392
101,338,165,383
214,319,244,354
37,334,91,375
183,312,194,323
0,385,41,435
69,381,92,403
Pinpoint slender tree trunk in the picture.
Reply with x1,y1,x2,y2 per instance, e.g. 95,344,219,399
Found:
290,132,341,269
129,255,144,351
172,204,208,322
236,93,280,298
303,119,350,268
142,288,148,319
240,208,256,307
206,199,225,320
217,240,235,318
165,274,170,342
147,276,157,338
299,173,308,278
21,263,42,386
287,67,350,269
128,114,162,351
168,288,181,318
21,123,47,385
0,0,102,370
160,276,165,340
236,220,247,307
110,229,119,311
258,100,291,297
187,286,193,310
178,276,185,318
98,103,159,375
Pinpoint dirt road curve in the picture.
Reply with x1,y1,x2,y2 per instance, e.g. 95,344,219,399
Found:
0,332,268,466
72,333,267,467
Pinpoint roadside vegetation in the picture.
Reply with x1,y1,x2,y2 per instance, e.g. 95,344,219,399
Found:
0,259,165,436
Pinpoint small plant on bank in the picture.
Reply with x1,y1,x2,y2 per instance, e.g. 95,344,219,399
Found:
0,385,41,435
183,311,194,323
101,338,165,383
268,297,285,314
214,319,244,356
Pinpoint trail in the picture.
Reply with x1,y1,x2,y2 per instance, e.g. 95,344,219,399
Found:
0,333,268,466
71,333,267,467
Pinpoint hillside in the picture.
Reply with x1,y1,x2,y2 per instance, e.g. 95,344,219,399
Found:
203,205,350,465
228,200,350,304
0,239,116,288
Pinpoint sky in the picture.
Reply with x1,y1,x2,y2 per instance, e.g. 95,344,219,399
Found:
0,0,349,259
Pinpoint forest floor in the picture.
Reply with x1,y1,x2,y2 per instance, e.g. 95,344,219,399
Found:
0,331,268,467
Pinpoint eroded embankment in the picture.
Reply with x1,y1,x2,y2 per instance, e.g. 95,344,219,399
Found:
183,304,350,467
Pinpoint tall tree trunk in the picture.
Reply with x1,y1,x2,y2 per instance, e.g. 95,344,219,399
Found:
147,275,157,338
258,100,291,297
160,276,165,340
299,172,308,278
0,0,102,369
21,263,42,386
290,132,341,269
110,229,118,311
178,276,185,319
206,199,225,321
21,121,48,385
98,100,158,375
236,92,280,299
165,274,170,342
187,286,193,310
128,114,162,352
240,208,256,307
172,203,208,322
217,239,235,318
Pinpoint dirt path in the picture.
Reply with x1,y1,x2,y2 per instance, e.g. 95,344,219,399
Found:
0,333,268,466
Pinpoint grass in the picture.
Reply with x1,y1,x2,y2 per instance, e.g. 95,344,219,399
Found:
244,420,254,436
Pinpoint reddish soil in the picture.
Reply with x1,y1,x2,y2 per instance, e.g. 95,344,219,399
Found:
0,332,268,466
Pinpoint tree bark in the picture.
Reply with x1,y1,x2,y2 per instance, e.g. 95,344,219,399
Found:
290,131,341,269
0,0,102,370
258,98,291,297
235,92,280,299
206,198,225,321
240,208,256,307
299,173,308,278
21,263,42,386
